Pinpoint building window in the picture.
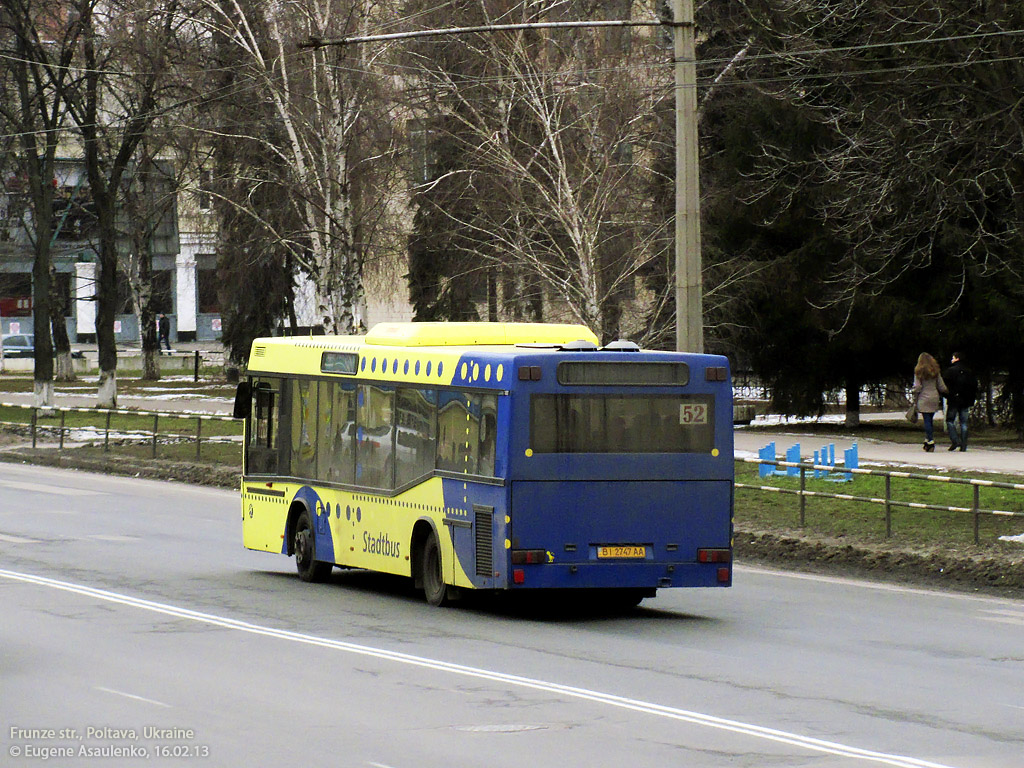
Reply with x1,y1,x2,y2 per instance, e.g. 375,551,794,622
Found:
0,273,33,317
407,119,441,184
197,266,220,313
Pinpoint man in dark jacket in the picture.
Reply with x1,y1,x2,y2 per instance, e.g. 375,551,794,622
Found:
158,314,171,353
943,352,977,452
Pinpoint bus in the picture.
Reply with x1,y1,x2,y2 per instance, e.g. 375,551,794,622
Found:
233,322,733,607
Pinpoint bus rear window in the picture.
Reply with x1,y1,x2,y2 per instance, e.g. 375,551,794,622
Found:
530,394,714,454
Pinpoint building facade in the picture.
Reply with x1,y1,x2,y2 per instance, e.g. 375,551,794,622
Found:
1,157,222,345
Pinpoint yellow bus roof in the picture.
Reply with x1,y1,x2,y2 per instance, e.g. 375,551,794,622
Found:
364,322,598,347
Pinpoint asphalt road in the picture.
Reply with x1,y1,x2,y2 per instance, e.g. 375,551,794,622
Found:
1,463,1022,768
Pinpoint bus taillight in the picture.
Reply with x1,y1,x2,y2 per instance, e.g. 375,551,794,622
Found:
697,548,731,563
511,549,548,564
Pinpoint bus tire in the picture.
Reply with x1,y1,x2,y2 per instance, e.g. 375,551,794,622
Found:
294,509,332,583
421,534,451,607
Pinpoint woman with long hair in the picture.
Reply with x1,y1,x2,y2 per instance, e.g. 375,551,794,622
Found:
911,352,948,452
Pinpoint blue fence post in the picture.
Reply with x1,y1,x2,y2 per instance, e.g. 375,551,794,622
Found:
842,443,858,482
786,443,801,477
759,442,776,478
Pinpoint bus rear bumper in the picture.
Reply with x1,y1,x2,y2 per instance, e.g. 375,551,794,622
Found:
503,561,732,590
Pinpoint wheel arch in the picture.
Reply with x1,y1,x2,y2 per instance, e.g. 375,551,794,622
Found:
410,518,440,590
285,498,311,557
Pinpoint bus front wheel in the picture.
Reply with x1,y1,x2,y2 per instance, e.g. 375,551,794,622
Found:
294,509,332,583
421,535,451,607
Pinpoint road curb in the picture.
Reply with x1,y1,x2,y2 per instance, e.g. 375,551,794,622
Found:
735,528,1024,595
0,447,239,490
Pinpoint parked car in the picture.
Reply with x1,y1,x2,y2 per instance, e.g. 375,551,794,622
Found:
1,334,85,358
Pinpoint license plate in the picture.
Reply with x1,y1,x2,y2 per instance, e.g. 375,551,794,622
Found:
597,546,647,559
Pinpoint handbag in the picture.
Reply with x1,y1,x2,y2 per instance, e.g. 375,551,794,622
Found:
905,400,919,424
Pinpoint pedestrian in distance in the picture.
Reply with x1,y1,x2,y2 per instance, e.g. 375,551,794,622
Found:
158,313,172,353
911,352,947,452
943,351,978,452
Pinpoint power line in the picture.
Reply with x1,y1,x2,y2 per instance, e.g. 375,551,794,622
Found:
699,27,1024,68
300,19,664,48
3,47,1024,146
0,23,1021,84
1,18,1022,146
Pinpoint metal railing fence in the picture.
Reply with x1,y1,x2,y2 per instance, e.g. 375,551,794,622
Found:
737,457,1024,544
0,402,240,460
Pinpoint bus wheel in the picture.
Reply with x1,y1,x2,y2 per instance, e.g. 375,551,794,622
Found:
294,509,332,583
421,535,451,607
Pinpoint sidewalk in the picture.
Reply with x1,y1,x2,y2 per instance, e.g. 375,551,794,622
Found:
734,427,1024,477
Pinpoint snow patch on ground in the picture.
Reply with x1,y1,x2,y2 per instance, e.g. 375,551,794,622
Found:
741,411,909,427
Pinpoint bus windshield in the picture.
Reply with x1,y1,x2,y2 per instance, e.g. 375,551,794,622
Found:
530,393,715,454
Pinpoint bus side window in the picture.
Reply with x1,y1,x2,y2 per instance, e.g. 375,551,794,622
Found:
290,379,318,479
357,384,395,489
317,380,356,484
436,392,469,472
435,392,496,476
395,388,436,486
248,378,281,474
477,396,497,477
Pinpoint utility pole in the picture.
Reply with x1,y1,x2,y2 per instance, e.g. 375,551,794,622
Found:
674,0,703,353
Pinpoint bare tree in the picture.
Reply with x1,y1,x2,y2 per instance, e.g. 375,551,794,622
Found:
0,0,83,405
118,153,180,380
53,0,196,406
200,0,402,336
406,3,671,343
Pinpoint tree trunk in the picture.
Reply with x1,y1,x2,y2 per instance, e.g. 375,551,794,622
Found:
52,310,77,382
136,257,160,381
94,219,119,408
844,377,861,427
97,370,117,408
31,202,54,409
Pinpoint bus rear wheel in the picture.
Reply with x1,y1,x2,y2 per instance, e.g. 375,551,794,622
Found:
294,509,332,583
421,535,451,607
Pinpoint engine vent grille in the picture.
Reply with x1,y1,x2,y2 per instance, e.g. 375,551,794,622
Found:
474,505,494,577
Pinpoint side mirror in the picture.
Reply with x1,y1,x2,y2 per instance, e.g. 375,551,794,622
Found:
232,381,252,419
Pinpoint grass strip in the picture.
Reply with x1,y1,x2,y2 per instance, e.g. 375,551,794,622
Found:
0,404,241,438
735,460,1024,550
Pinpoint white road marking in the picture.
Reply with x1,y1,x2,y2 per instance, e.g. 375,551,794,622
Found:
95,686,171,708
0,533,39,544
977,609,1024,627
87,535,138,543
0,567,958,768
0,478,102,496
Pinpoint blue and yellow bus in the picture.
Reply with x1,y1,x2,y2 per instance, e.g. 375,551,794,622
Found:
233,322,733,606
